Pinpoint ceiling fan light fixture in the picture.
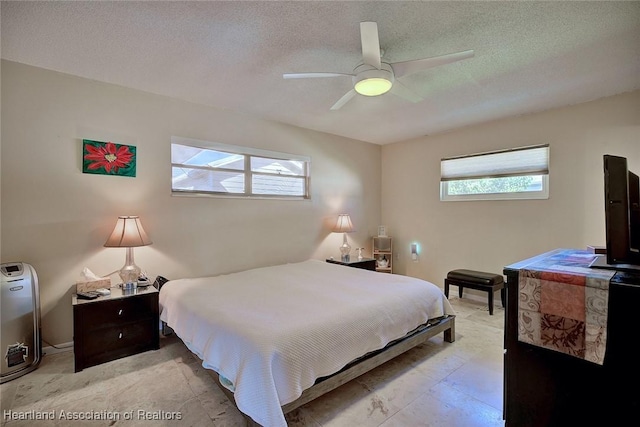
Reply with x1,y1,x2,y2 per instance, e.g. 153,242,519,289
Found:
355,77,392,96
283,22,473,110
352,65,394,97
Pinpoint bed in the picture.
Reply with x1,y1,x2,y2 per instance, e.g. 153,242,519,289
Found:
159,259,455,426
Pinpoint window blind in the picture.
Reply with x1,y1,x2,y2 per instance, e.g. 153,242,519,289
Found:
441,144,549,182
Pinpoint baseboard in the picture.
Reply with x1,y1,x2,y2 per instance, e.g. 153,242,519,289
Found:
463,292,490,303
450,290,498,305
42,341,73,355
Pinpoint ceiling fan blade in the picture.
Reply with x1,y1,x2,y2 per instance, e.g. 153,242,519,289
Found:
330,89,356,111
283,72,353,79
360,22,381,69
391,80,424,103
391,50,475,78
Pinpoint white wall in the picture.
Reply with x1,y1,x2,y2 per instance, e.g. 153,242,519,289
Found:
382,90,640,293
0,60,381,344
3,58,637,345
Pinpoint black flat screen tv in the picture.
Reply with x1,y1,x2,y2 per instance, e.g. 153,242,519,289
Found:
590,154,640,272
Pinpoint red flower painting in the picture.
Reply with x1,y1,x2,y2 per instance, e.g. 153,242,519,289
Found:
83,140,136,177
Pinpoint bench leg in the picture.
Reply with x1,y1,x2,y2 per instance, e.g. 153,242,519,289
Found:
459,286,463,298
444,281,449,298
488,290,494,315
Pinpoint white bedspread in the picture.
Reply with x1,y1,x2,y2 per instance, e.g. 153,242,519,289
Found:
159,260,454,427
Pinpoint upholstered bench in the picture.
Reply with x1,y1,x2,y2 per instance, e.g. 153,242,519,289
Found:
445,269,505,315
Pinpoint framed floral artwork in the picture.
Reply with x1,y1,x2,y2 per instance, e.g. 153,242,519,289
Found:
82,139,136,177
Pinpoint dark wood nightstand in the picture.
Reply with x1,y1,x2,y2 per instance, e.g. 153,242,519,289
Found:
326,257,376,271
72,286,159,372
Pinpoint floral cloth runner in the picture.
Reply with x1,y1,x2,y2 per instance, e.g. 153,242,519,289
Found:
518,249,616,365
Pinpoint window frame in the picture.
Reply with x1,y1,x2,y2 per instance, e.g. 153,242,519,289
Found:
440,144,549,202
171,136,311,200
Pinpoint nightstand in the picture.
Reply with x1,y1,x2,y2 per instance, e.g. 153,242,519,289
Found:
72,286,159,372
326,257,376,271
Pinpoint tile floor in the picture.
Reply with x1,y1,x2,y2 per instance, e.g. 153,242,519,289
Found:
1,296,505,427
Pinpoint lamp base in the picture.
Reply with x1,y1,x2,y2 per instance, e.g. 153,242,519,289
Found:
339,233,351,263
119,247,141,292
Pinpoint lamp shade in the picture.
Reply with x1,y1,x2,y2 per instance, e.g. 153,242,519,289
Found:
333,214,354,233
104,216,152,248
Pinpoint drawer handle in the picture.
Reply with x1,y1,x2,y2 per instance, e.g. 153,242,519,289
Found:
118,309,123,316
119,332,123,339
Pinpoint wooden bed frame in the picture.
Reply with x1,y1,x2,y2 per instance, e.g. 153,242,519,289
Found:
205,315,456,426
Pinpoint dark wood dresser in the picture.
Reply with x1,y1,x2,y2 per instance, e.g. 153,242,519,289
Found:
503,249,640,426
73,286,159,372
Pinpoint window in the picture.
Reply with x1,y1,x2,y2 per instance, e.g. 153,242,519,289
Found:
171,136,310,199
440,144,549,201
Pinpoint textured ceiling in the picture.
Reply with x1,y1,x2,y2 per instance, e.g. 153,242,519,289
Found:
2,1,639,145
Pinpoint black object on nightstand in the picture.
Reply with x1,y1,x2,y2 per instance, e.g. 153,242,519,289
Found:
326,258,376,271
72,286,159,372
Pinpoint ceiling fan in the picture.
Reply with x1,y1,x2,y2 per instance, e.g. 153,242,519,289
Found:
283,22,474,110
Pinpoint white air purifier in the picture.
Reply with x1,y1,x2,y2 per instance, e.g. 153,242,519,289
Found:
1,262,41,383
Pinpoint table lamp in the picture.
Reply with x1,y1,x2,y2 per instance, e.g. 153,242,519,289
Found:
104,215,152,290
333,214,354,262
